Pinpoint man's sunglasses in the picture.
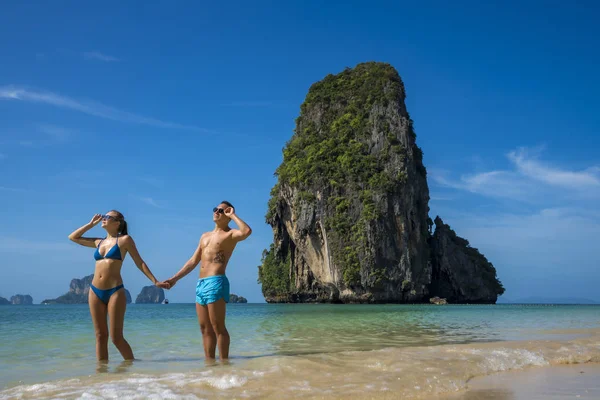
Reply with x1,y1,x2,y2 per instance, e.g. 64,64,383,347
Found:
213,207,225,214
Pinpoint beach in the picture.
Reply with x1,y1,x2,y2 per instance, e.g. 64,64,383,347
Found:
1,303,598,399
449,363,600,400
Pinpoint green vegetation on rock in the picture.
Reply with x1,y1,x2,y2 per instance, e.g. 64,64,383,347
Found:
263,62,420,289
274,62,408,191
258,244,292,298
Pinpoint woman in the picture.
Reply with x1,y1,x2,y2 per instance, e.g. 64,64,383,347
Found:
68,210,169,361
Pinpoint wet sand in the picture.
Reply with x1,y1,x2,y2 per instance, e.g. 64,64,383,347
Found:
447,363,600,400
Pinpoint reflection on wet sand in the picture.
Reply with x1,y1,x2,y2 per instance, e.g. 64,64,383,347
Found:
113,360,134,374
96,359,134,374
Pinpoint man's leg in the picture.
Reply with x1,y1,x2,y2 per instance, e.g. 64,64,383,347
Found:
208,298,229,360
196,303,217,359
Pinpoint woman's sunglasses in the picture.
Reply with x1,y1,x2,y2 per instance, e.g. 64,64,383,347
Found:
102,214,117,221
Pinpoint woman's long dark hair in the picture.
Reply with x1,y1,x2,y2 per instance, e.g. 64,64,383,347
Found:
109,210,128,235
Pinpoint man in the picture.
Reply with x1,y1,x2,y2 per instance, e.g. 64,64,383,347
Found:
166,201,252,361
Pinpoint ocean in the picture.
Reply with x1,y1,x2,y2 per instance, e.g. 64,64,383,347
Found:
0,303,599,399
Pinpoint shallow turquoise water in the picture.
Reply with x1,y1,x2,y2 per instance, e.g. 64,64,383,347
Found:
1,303,599,393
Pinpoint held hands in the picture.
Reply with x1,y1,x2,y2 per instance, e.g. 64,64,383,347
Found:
155,280,171,290
164,278,177,289
90,214,103,226
224,207,235,218
155,276,179,290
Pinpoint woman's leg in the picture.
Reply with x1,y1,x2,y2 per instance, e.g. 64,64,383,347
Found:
88,289,109,361
107,288,134,360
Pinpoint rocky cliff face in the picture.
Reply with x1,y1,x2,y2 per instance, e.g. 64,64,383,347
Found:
70,275,92,296
135,286,165,304
1,294,34,305
428,217,504,303
10,294,33,305
259,62,504,304
42,274,132,304
260,62,431,303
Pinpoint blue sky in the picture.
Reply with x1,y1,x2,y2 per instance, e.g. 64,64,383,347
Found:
1,1,598,303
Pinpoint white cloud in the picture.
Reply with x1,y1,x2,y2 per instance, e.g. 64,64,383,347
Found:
430,168,534,201
36,124,73,141
0,86,206,131
508,147,600,188
429,195,455,202
430,146,600,201
5,124,73,148
439,207,599,239
83,51,119,62
139,197,161,208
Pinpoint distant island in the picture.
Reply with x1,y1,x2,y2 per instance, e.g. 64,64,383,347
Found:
41,274,132,304
229,294,248,303
11,294,33,305
135,286,165,304
28,274,251,305
134,292,248,304
0,294,33,305
497,296,598,305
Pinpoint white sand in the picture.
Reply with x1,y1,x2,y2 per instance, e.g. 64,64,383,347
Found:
447,363,600,400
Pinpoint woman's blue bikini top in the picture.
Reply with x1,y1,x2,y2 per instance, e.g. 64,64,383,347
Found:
94,235,122,261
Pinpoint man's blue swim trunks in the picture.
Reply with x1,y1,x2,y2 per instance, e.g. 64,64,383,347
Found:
196,275,230,305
